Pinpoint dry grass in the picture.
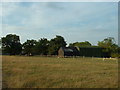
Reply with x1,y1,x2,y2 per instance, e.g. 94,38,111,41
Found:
2,56,118,88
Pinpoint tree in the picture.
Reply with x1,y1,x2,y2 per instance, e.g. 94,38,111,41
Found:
118,47,120,54
2,34,22,55
98,37,118,57
35,38,49,55
69,41,92,47
22,39,37,55
48,35,67,55
0,38,2,48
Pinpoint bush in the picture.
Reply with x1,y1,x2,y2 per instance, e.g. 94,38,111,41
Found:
111,53,120,58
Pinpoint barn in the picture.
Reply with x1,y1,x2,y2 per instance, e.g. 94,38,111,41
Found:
58,47,80,57
78,47,104,57
78,47,110,57
58,46,109,58
0,49,1,55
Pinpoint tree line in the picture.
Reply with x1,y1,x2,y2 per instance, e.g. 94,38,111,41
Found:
1,34,66,56
0,34,120,57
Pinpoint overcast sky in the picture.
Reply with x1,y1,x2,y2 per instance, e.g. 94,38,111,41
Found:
1,2,118,45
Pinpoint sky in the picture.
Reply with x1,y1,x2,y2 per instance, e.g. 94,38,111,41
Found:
1,1,118,46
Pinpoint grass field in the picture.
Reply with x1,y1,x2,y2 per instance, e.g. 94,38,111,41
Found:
2,56,118,88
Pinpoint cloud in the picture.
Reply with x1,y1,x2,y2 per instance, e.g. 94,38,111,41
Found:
1,2,118,45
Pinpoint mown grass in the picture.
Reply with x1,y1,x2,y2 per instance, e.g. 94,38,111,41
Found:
2,56,118,88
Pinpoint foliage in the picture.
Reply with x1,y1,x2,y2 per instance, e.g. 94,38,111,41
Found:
48,35,67,55
98,37,118,57
1,34,119,57
34,38,49,55
118,47,120,54
115,47,120,58
22,40,37,55
111,53,120,58
1,34,22,55
69,41,92,47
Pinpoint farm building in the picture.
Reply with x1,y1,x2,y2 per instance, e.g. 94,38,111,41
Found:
78,47,104,57
0,48,2,55
58,47,80,57
58,46,109,57
78,47,110,57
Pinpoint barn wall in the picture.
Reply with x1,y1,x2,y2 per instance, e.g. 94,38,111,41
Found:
64,52,73,56
58,48,64,57
79,47,103,57
0,49,1,55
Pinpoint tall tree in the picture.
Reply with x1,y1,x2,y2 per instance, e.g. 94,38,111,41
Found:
22,39,37,55
98,37,118,56
48,35,67,55
35,38,49,55
2,34,22,55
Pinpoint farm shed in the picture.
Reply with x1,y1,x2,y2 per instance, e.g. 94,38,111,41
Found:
0,49,2,55
58,46,110,58
77,47,107,57
58,47,80,57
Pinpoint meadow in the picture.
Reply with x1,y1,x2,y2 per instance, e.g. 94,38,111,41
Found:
2,56,118,88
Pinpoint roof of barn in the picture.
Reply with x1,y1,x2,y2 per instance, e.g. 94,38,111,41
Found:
61,47,79,52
